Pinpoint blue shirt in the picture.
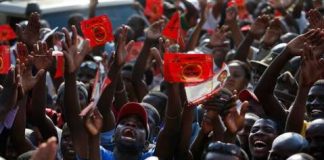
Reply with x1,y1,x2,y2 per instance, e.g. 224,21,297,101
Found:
100,146,153,160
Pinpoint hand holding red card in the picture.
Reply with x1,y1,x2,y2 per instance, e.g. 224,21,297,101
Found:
81,15,114,47
0,24,16,41
163,53,213,83
0,45,11,74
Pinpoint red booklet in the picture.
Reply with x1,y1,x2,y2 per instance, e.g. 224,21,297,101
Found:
0,45,11,74
0,24,16,41
81,15,114,47
163,53,213,83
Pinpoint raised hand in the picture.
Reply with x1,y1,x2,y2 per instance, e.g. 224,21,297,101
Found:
308,9,324,29
31,137,57,160
150,47,164,75
32,41,54,71
299,43,324,87
16,13,41,50
209,26,231,47
16,42,29,64
80,102,103,136
286,29,321,56
261,18,282,48
222,101,249,134
0,66,19,121
225,6,238,25
146,20,165,40
249,15,270,39
20,56,45,93
114,25,134,68
62,25,91,74
199,0,208,23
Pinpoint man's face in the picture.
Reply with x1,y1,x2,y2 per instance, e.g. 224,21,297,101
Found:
249,119,278,159
306,85,324,120
306,120,324,159
61,127,76,160
114,115,146,152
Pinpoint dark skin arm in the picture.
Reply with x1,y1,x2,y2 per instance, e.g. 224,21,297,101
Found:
26,42,57,141
88,0,98,18
97,26,130,132
62,26,91,158
155,82,182,159
285,43,324,133
186,0,207,51
234,15,269,62
132,20,164,101
255,29,320,124
175,84,194,160
225,6,244,48
113,74,128,111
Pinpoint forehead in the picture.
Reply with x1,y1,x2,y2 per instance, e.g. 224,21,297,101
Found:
253,119,276,128
307,121,324,136
229,63,244,72
119,115,143,124
309,85,324,96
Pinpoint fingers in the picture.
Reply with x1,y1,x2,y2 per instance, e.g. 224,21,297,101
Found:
62,27,71,48
71,25,78,46
240,101,249,117
125,40,135,54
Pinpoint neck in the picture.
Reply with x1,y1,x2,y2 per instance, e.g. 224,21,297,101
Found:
114,148,141,160
252,157,268,160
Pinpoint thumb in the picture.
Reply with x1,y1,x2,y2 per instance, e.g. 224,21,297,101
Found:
240,101,249,117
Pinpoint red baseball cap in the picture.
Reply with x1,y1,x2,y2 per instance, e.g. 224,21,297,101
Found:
117,102,149,138
239,89,259,103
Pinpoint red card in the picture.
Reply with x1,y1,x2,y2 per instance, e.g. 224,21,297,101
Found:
162,11,185,48
0,25,16,41
125,41,144,62
163,53,213,83
80,15,114,47
54,56,64,78
144,0,164,22
162,11,181,41
0,45,11,74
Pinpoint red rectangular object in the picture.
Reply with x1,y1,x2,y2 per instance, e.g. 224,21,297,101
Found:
163,53,213,83
0,24,16,41
144,0,164,21
0,45,11,74
80,15,114,47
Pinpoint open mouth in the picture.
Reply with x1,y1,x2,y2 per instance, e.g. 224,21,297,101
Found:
121,128,136,141
253,140,267,150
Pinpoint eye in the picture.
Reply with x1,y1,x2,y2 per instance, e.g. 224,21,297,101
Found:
250,127,259,133
308,95,315,102
264,127,275,133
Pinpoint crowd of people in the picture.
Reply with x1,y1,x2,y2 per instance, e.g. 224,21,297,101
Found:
0,0,324,159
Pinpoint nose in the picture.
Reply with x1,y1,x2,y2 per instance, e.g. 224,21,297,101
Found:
125,121,137,128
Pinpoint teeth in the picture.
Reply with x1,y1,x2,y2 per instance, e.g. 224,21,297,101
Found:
254,140,267,148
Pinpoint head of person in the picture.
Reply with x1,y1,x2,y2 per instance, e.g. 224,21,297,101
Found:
306,80,324,120
77,61,98,85
56,81,89,119
114,102,149,154
268,132,309,160
286,153,315,160
203,142,243,160
60,123,76,160
224,60,251,93
182,0,199,28
114,25,135,43
237,113,260,152
142,91,168,122
140,102,161,143
305,119,324,159
126,15,146,40
249,118,280,160
67,13,84,36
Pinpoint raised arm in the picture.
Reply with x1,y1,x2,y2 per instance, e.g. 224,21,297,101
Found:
254,29,320,124
88,0,98,18
97,26,130,131
225,6,244,48
234,15,269,62
285,43,324,133
132,20,164,101
155,82,183,159
62,26,91,158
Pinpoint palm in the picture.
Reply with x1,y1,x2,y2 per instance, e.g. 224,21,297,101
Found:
287,29,320,56
146,20,164,40
62,26,91,74
16,13,41,50
32,42,54,70
250,16,270,39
